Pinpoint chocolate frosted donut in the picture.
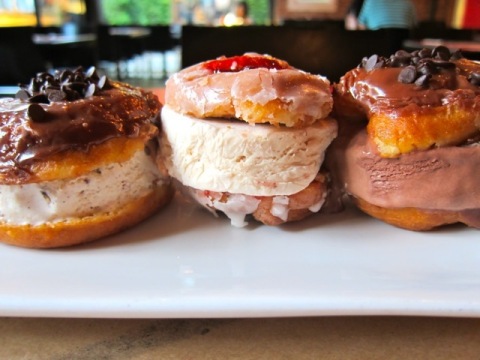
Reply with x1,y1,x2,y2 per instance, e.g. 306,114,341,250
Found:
0,67,172,248
331,47,480,230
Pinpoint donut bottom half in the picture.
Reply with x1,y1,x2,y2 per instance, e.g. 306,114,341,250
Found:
0,184,173,248
352,196,480,231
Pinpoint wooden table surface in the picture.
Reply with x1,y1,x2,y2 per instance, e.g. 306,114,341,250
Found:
1,316,480,359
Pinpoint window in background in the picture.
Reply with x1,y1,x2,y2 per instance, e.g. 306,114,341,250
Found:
38,0,87,27
245,0,270,25
0,0,36,26
99,0,172,25
99,0,269,26
0,0,86,28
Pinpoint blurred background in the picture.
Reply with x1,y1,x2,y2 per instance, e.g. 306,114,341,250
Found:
0,0,479,92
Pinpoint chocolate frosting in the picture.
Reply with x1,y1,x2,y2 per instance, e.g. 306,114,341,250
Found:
335,48,480,117
0,80,161,182
337,59,480,116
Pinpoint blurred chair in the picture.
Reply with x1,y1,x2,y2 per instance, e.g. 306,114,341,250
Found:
181,25,392,82
282,19,345,30
0,26,46,85
144,25,176,79
96,25,148,80
411,21,474,40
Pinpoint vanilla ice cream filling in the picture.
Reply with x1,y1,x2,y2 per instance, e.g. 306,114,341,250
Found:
0,150,164,225
161,105,337,196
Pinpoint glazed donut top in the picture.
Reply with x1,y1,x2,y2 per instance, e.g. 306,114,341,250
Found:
335,46,480,115
0,67,161,179
165,53,333,128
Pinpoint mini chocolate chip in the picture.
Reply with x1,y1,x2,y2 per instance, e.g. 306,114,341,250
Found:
392,50,412,66
97,75,108,89
47,89,66,102
29,93,49,103
469,73,480,86
364,54,379,71
395,49,411,59
15,89,30,100
84,83,96,97
20,67,110,103
398,65,417,84
374,59,385,69
61,72,74,84
27,103,46,122
415,74,430,87
40,191,51,204
389,54,410,67
85,66,99,80
417,61,434,75
74,73,84,82
389,55,402,67
38,72,53,81
41,83,60,92
68,81,87,93
450,49,463,60
418,48,432,58
432,45,451,61
29,79,40,93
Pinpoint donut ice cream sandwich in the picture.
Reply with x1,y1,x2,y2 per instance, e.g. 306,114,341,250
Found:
0,67,172,248
330,46,480,230
161,53,337,226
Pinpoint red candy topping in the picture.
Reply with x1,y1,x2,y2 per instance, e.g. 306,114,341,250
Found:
203,55,288,73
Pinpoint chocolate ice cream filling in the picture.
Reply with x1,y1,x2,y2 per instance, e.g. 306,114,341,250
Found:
330,128,480,211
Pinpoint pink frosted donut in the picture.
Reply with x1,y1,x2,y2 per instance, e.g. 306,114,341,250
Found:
165,53,333,128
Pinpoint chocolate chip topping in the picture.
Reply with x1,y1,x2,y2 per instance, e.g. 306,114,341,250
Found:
16,66,111,106
360,46,480,87
414,74,431,87
398,65,417,84
27,103,46,122
14,66,112,124
363,54,379,72
15,89,30,101
469,73,480,86
432,45,450,61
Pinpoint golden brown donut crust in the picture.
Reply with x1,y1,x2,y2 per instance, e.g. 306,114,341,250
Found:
17,136,156,184
352,196,479,231
367,94,480,158
0,184,173,248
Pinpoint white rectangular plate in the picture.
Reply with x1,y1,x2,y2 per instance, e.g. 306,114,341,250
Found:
1,194,479,318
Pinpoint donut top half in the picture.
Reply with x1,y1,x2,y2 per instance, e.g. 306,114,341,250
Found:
337,47,480,110
334,46,480,157
164,53,334,128
0,67,161,182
